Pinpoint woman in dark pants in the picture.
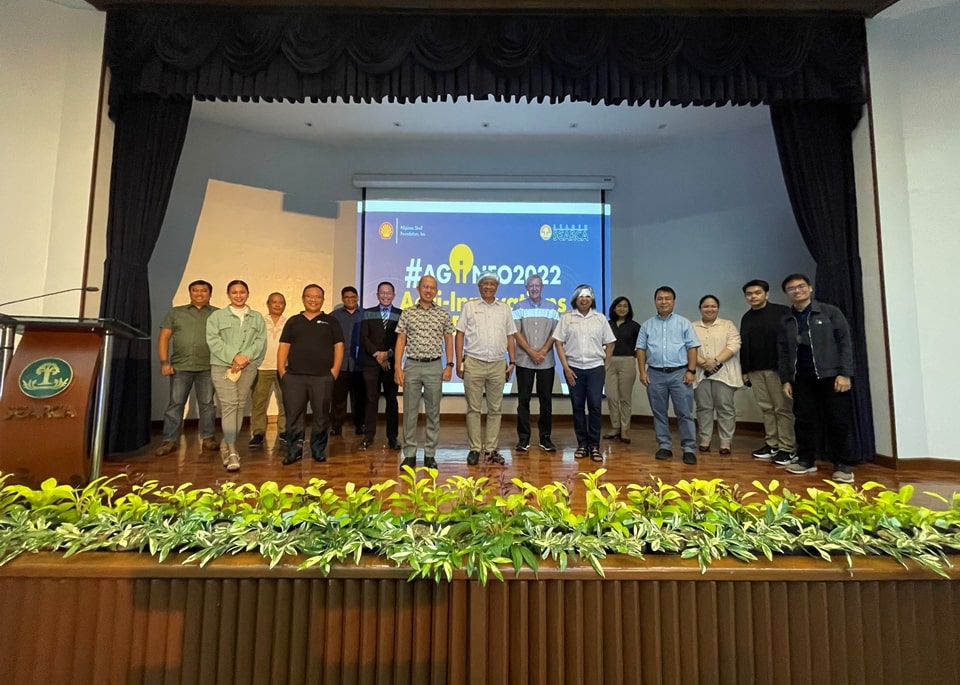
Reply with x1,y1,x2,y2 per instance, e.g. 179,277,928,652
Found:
553,285,616,462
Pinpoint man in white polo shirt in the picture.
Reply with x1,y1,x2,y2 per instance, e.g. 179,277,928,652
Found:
455,272,517,466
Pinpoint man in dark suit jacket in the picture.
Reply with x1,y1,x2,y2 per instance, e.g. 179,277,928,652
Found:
359,281,402,450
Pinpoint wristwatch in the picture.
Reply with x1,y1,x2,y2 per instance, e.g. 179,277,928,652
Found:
447,362,455,367
686,368,696,373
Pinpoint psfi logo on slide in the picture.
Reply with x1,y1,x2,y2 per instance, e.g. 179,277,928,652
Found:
19,358,73,399
539,224,553,241
378,222,394,240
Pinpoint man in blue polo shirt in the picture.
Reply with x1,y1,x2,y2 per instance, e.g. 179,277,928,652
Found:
635,286,701,465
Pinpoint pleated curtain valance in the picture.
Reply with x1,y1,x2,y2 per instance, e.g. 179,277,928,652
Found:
104,12,866,116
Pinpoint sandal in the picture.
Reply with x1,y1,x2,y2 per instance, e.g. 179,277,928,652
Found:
698,444,711,452
574,447,587,459
590,447,603,462
719,446,732,455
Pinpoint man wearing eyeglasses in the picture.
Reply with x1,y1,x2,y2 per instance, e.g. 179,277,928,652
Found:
777,273,856,483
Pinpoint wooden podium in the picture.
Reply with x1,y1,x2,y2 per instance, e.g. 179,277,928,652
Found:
0,315,145,487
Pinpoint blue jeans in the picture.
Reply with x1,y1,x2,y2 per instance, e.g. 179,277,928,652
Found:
569,365,604,448
646,368,696,451
161,369,216,442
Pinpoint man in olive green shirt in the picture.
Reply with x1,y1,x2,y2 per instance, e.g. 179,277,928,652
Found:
156,280,219,455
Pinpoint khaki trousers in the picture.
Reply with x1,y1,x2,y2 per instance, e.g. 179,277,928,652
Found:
250,369,285,436
748,369,796,452
464,356,507,452
605,356,637,437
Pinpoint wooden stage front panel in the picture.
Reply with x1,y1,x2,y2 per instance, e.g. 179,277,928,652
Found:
1,554,958,685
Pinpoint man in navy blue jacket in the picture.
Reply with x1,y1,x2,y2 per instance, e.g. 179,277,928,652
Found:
777,273,855,483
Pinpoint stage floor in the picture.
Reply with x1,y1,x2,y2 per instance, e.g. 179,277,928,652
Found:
102,418,960,508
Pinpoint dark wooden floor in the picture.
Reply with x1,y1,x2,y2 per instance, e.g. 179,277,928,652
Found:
102,416,960,507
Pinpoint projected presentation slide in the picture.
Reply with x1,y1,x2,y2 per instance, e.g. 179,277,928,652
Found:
360,199,610,394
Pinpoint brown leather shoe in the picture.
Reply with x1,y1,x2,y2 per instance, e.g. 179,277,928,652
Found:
201,438,220,452
155,440,177,456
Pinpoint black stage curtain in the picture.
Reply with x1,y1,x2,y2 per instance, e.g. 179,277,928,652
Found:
105,13,866,112
101,11,875,456
99,94,192,454
770,103,875,462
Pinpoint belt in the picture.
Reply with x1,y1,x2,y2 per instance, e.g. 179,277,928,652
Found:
408,356,441,362
649,365,688,373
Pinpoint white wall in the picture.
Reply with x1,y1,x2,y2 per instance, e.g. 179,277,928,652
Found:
152,113,815,422
0,0,104,316
867,0,960,460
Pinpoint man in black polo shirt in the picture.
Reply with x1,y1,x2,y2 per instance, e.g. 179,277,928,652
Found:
278,284,344,464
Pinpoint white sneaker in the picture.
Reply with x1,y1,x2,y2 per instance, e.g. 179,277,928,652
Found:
785,462,817,475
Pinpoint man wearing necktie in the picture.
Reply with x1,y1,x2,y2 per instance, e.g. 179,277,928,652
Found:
359,281,403,450
330,286,366,437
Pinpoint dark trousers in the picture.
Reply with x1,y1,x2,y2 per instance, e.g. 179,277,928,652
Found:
569,365,604,448
331,369,366,431
516,365,554,442
281,373,333,459
793,370,853,467
363,362,399,442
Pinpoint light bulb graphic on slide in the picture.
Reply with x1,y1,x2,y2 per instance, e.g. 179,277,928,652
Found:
448,244,475,284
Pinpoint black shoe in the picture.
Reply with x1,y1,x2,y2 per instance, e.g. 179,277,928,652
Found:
282,449,302,466
698,444,711,452
248,434,265,449
682,451,697,465
329,428,342,437
312,451,327,462
602,432,621,440
516,441,530,452
752,444,777,459
620,437,631,445
278,433,287,445
655,448,673,460
772,450,798,466
358,439,372,451
486,450,506,465
423,456,438,469
388,439,402,451
539,436,557,451
400,456,416,469
467,450,481,465
355,425,365,436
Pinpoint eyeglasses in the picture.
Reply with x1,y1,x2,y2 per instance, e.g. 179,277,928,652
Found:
785,284,809,293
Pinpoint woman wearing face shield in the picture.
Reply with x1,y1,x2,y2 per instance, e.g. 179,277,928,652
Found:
552,285,616,462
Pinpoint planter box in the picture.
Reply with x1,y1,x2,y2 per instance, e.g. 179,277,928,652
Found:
1,554,958,684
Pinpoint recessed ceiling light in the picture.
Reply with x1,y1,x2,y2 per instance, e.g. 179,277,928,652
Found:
481,122,490,128
657,124,667,130
305,122,312,127
393,122,402,127
570,123,579,129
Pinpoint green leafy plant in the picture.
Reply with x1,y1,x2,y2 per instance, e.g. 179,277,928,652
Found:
0,472,958,581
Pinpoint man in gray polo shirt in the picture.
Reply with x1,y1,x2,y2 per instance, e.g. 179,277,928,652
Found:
455,272,517,466
512,274,559,452
156,279,219,456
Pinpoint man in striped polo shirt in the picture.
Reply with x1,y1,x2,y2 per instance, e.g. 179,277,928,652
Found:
512,274,560,453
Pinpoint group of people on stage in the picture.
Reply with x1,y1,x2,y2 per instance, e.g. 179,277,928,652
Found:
155,270,856,482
